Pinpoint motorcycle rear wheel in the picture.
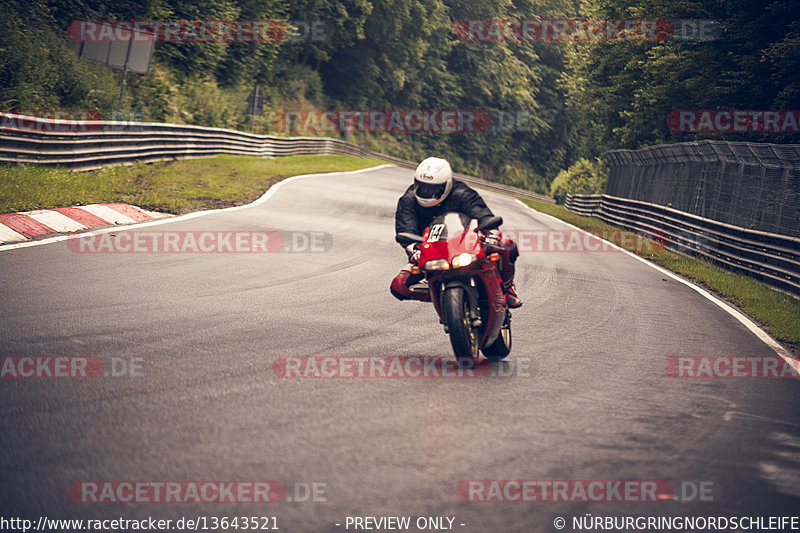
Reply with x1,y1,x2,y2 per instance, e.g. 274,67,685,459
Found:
481,309,512,361
442,287,479,365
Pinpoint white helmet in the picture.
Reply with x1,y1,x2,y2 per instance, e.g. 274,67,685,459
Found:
413,157,453,207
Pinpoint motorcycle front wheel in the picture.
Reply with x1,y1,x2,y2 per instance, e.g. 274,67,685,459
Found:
442,286,479,365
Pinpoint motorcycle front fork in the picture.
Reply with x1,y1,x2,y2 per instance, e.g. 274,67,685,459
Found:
438,276,482,333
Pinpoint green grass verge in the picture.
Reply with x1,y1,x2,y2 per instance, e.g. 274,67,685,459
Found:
0,154,386,215
523,199,800,345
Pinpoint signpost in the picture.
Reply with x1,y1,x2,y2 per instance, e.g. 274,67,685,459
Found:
72,22,155,107
246,84,264,133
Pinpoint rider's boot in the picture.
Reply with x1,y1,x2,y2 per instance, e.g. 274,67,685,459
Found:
500,261,522,308
504,282,523,308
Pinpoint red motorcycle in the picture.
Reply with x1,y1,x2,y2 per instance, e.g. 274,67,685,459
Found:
399,212,512,365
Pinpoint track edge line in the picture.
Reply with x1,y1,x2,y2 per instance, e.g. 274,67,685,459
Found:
514,198,793,360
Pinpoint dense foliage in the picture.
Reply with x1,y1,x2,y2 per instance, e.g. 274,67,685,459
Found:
549,157,607,197
1,0,797,192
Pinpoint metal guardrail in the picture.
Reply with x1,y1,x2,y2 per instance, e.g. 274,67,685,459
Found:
9,113,797,293
603,140,800,238
564,193,800,297
0,112,553,204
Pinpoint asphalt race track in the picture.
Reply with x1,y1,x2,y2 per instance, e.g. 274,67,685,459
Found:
1,165,799,532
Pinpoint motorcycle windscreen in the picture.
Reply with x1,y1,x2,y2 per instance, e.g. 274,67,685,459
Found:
423,212,481,259
425,212,471,242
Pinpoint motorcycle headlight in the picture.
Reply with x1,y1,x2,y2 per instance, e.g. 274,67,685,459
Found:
423,259,450,271
451,253,477,268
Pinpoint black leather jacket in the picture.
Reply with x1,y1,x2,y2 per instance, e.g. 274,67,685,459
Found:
394,180,494,247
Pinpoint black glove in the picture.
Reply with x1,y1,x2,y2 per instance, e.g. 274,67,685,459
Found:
405,243,421,264
482,229,502,256
483,228,501,247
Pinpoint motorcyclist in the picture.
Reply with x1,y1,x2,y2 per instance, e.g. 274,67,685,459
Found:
390,157,522,308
